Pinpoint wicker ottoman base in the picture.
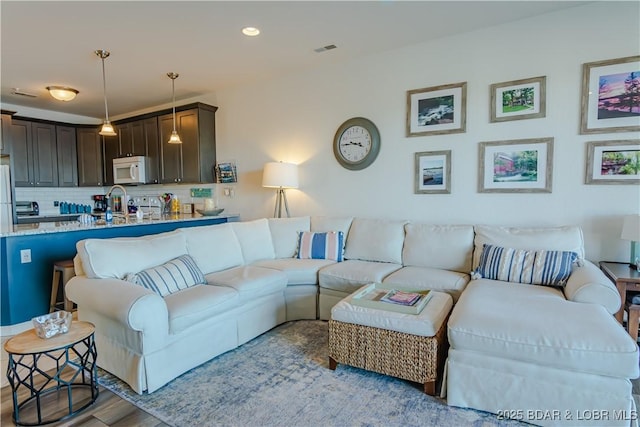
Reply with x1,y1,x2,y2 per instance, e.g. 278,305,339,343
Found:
328,318,448,395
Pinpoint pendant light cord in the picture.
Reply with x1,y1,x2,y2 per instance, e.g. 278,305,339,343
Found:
101,56,110,122
172,77,177,132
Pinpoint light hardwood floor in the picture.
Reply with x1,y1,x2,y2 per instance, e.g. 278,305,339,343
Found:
1,381,168,427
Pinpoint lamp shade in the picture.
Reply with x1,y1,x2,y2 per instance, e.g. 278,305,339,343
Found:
621,215,640,241
262,162,298,189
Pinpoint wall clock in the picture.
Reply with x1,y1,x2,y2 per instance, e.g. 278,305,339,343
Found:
333,117,381,170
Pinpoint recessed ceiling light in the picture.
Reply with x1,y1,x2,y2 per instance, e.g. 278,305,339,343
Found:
242,27,260,37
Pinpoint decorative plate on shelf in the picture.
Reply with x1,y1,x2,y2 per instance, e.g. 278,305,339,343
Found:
196,208,224,216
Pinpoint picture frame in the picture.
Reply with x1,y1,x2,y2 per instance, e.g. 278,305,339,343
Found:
478,137,553,193
580,55,640,134
585,140,640,185
406,82,467,137
215,161,238,183
490,76,546,122
414,150,451,194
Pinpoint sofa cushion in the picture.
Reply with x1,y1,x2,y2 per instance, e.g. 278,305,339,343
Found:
253,258,336,285
206,266,287,299
473,225,585,270
231,219,276,264
403,223,474,273
382,266,469,302
448,279,639,379
164,284,240,334
311,216,354,236
319,260,402,294
125,254,206,297
77,230,187,279
179,223,244,274
297,231,344,261
476,244,578,287
268,217,311,259
344,218,406,264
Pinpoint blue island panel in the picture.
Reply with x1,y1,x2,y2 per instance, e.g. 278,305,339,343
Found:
1,217,229,326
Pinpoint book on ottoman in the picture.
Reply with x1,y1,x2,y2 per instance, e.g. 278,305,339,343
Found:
351,283,432,315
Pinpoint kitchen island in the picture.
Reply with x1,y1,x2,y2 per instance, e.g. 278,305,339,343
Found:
0,213,239,327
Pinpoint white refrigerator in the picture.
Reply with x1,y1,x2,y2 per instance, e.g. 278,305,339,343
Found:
0,162,14,231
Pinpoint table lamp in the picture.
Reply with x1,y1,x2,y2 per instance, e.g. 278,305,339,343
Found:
621,214,640,268
262,161,298,218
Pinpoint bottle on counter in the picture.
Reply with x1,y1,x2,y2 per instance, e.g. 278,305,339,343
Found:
105,206,113,224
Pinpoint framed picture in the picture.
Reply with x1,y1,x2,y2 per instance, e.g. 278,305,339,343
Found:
585,140,640,184
490,76,546,122
215,161,238,183
580,55,640,134
406,82,467,137
414,150,451,194
478,137,553,193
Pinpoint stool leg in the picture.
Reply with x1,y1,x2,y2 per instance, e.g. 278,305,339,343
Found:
50,269,61,313
62,268,75,312
629,307,639,343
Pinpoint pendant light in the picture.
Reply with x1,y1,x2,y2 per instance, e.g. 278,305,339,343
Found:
167,72,182,144
95,49,116,136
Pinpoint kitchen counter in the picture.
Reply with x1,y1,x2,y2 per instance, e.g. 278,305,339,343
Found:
1,213,239,237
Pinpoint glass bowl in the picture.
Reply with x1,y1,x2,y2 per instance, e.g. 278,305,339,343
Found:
32,311,72,339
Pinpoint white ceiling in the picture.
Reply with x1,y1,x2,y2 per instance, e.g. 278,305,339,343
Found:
1,1,587,121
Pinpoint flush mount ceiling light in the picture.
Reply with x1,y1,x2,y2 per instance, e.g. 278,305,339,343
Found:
167,72,182,144
46,86,78,101
95,49,116,137
242,26,260,36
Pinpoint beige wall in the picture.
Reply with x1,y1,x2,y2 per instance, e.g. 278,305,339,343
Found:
210,1,639,263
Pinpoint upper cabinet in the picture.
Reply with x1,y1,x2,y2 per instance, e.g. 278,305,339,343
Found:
1,112,13,155
113,117,160,184
11,120,58,187
77,127,104,187
56,126,78,187
158,104,217,184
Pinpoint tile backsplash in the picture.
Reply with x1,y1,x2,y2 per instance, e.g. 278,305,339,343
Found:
16,184,218,215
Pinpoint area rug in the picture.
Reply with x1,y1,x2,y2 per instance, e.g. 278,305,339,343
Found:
97,320,527,427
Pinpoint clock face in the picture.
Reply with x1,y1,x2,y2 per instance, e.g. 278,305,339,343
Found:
333,117,380,170
338,125,372,163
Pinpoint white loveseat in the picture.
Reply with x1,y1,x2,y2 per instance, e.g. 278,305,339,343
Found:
66,216,637,426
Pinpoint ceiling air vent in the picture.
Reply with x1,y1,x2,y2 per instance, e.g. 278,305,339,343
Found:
314,44,337,53
11,88,37,98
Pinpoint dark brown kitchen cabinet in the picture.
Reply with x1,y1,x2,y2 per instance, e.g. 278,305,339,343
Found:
76,127,104,187
11,120,58,187
158,104,217,184
56,125,78,187
143,117,160,183
117,121,146,157
0,112,13,155
102,133,119,185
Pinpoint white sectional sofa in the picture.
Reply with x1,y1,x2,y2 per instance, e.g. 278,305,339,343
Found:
66,216,637,426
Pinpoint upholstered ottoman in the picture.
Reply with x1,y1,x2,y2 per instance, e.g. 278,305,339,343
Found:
328,288,453,395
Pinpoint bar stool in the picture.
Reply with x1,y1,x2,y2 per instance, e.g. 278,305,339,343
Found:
50,259,76,312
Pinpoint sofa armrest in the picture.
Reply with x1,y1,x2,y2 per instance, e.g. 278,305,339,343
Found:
564,260,620,314
66,276,169,335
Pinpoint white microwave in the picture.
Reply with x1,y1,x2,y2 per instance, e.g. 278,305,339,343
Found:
113,156,147,184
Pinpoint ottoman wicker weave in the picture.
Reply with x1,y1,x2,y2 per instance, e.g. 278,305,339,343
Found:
328,289,453,395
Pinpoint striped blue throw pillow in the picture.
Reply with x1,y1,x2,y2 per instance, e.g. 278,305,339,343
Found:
126,254,206,296
476,244,578,287
296,231,344,262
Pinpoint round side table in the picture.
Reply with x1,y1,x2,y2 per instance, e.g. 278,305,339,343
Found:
4,321,99,426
